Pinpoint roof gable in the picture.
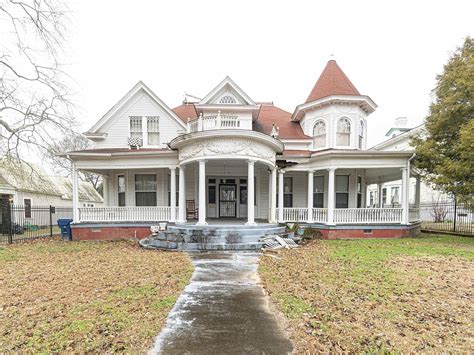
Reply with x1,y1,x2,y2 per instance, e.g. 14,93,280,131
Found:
87,81,186,134
199,76,256,106
306,60,360,103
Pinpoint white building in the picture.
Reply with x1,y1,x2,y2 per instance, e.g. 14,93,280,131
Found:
368,119,448,206
67,60,422,239
0,159,103,207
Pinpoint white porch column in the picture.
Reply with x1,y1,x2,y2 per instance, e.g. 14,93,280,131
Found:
278,170,285,222
170,167,177,222
415,175,421,208
246,160,256,225
72,161,80,223
307,170,314,223
401,167,410,224
197,159,207,225
102,174,109,206
178,165,186,223
327,168,336,225
377,182,383,208
270,167,277,223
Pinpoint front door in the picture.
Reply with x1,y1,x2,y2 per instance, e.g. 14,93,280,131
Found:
219,184,236,218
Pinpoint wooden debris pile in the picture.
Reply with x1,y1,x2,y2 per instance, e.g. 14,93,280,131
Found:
260,235,300,250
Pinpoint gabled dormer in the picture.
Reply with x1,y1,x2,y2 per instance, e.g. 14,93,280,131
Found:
83,81,187,149
292,60,377,151
186,76,260,132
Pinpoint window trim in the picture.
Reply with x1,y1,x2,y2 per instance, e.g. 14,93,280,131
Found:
146,116,160,147
117,174,126,206
336,117,352,147
313,175,325,208
358,120,364,149
24,198,32,218
335,174,350,209
135,173,157,207
312,119,327,149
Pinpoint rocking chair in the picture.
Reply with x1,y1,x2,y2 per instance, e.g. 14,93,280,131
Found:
186,200,199,220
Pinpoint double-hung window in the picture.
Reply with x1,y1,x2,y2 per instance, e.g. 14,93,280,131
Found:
357,176,362,208
147,116,160,146
336,118,351,146
135,174,157,206
391,186,400,205
335,175,349,208
313,176,324,208
382,188,387,207
283,177,293,207
118,175,126,206
129,116,143,146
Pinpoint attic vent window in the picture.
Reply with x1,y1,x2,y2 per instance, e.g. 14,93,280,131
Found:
219,95,236,104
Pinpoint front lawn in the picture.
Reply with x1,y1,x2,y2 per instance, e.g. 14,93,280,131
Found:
259,234,474,352
0,239,193,352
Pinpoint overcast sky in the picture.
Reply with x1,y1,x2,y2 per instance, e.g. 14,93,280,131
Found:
69,0,473,147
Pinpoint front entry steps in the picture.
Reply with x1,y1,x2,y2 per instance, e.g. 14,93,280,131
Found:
139,223,286,251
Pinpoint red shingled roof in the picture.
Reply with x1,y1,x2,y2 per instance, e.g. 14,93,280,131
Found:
254,104,310,139
172,103,198,123
306,60,360,103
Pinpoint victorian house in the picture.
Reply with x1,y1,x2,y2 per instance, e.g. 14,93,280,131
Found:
67,60,421,240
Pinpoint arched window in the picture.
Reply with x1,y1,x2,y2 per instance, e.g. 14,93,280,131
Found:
313,120,326,148
219,95,236,104
336,118,351,146
358,120,364,149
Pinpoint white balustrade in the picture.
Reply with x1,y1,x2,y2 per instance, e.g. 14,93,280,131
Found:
409,208,420,222
187,114,240,133
79,207,178,223
312,208,328,223
334,208,402,224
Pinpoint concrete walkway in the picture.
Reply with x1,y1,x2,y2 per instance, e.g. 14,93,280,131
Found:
151,252,293,354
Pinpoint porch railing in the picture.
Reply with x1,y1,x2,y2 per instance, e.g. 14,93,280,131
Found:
334,208,402,224
187,112,240,133
312,208,328,223
78,206,178,223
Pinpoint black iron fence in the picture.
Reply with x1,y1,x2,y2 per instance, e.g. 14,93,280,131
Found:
419,200,473,236
0,202,73,244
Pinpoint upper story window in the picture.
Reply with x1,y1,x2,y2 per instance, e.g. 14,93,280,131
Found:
336,117,351,146
147,116,160,145
358,120,364,149
313,120,326,148
129,116,143,146
219,95,236,104
129,116,160,147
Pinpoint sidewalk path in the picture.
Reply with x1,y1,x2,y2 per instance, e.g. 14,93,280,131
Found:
151,252,293,354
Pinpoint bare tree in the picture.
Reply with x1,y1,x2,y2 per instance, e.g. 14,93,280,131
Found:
0,0,75,160
46,133,102,194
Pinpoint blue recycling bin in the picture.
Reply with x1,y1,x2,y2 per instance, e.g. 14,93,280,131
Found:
57,219,73,240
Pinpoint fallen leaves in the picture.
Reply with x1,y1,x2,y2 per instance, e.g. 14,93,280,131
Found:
0,238,193,352
259,235,474,353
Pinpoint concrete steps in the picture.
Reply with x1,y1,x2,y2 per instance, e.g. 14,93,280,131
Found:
140,223,286,251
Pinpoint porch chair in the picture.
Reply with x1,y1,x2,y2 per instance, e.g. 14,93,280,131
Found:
186,200,199,220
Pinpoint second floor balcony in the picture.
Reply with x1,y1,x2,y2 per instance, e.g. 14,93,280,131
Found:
187,112,242,133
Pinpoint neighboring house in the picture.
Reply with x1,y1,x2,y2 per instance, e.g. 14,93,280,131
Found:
0,159,103,227
368,119,448,206
67,60,422,240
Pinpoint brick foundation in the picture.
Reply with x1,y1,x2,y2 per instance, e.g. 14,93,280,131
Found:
316,224,421,240
71,226,151,241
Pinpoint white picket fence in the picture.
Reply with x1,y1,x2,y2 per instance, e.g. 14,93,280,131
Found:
334,208,403,224
79,206,178,222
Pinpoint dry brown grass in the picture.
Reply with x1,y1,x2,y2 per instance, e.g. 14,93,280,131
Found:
0,238,193,352
259,234,474,353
